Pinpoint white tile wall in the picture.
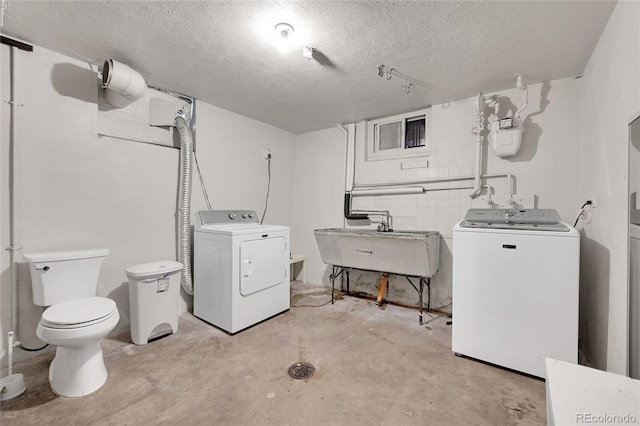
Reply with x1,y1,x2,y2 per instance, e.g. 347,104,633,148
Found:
350,166,474,238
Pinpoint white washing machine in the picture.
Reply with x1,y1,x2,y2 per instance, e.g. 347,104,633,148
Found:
194,210,290,334
452,209,580,378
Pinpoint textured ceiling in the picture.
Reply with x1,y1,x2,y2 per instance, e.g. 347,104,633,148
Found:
1,1,616,134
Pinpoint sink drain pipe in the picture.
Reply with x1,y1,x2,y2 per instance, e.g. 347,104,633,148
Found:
376,273,389,306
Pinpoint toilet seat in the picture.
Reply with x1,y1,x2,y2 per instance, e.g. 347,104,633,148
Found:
41,297,117,329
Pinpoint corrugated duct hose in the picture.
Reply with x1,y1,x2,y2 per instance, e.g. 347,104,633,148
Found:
175,115,194,295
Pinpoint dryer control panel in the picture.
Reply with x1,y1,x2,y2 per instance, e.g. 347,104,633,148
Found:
198,210,259,225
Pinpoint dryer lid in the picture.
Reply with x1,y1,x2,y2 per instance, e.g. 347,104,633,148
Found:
42,297,116,326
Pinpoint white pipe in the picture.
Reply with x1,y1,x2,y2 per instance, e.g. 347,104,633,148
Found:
9,46,21,349
515,75,528,119
470,134,483,198
344,122,356,192
353,173,512,189
351,186,424,196
425,184,474,192
470,92,485,198
493,95,501,119
101,59,147,107
7,332,14,376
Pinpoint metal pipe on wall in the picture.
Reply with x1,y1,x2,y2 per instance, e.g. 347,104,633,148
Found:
344,122,356,193
8,45,21,349
353,173,513,195
351,186,425,196
1,44,27,402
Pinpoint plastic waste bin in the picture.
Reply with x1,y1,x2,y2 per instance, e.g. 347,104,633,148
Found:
126,260,183,345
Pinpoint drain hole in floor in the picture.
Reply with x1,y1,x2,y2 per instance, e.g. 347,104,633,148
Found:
288,362,315,380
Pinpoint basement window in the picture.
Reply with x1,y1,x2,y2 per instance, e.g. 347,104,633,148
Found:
366,108,430,161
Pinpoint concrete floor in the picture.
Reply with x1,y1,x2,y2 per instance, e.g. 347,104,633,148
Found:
1,282,546,425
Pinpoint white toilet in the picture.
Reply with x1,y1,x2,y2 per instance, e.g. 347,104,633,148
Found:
24,248,119,398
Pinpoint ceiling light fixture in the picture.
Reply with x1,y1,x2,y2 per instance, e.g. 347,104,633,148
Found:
302,46,314,60
274,22,294,53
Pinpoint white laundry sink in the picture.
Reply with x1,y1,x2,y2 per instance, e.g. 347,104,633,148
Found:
314,228,440,278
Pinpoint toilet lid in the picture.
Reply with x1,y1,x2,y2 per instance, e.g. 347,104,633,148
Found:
41,297,117,329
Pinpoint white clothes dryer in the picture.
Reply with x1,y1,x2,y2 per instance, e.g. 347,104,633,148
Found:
452,209,580,378
194,210,290,333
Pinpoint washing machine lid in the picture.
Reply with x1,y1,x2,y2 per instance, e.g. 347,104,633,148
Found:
41,297,117,328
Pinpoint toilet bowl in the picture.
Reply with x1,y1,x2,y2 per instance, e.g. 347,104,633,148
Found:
36,297,119,397
24,249,118,398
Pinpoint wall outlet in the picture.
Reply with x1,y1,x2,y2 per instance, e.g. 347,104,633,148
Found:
264,148,271,159
589,196,597,208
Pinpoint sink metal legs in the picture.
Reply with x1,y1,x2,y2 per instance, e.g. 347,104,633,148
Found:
329,266,432,325
330,266,350,304
406,276,431,325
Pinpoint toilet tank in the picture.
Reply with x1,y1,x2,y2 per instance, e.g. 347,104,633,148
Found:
24,249,109,306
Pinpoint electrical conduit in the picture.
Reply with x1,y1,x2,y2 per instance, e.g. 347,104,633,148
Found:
175,116,193,295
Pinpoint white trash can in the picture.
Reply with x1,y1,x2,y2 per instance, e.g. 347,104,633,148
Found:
126,260,183,345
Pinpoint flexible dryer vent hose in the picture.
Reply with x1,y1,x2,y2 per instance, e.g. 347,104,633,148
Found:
175,116,194,295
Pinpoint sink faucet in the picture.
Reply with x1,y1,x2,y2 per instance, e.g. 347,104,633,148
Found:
377,222,389,232
376,213,392,232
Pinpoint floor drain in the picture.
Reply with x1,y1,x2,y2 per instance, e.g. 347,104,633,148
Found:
287,362,315,380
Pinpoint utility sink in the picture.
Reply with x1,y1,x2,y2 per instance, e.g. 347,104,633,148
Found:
314,228,440,278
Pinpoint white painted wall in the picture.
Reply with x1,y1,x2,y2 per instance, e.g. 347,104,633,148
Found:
579,1,640,374
0,44,296,369
293,77,583,312
292,127,347,285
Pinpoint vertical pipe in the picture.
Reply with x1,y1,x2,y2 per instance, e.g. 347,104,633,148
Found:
507,172,514,203
470,93,484,198
344,122,356,192
9,46,20,346
515,75,528,119
376,273,389,306
470,135,482,198
7,332,14,376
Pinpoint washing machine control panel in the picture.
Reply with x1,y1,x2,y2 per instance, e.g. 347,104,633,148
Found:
460,209,570,231
198,210,259,225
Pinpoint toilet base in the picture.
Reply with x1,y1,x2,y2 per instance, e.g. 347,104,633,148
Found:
49,341,108,398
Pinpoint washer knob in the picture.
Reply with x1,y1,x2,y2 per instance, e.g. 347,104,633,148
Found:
248,213,255,218
229,213,236,220
242,214,248,219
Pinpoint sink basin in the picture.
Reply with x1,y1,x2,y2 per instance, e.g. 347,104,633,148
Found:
314,228,440,278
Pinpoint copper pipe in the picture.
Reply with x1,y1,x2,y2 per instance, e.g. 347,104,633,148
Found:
376,273,389,306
